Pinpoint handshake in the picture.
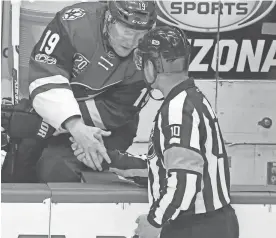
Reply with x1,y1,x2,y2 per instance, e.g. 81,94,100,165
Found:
1,98,148,187
70,137,148,187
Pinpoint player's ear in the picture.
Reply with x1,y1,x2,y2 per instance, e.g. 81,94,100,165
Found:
144,60,156,84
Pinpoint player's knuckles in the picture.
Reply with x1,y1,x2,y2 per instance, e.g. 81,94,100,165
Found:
94,130,102,136
84,152,93,164
91,127,102,134
101,130,111,136
71,142,78,150
74,149,82,156
76,153,85,160
86,144,97,152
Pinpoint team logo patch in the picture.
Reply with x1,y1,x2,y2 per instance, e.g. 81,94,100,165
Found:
152,39,160,46
35,53,57,64
72,53,90,77
62,8,86,21
107,51,115,59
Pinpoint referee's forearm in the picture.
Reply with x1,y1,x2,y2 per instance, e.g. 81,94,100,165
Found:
147,169,202,228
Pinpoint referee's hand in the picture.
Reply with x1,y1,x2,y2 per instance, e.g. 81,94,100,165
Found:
134,214,161,238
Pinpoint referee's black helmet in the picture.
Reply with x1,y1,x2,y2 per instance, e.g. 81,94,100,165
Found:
134,26,191,74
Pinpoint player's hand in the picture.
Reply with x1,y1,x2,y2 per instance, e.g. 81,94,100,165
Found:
70,137,107,171
65,118,111,171
70,137,85,159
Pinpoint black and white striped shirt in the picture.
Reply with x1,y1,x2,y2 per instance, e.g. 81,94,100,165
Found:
147,78,231,228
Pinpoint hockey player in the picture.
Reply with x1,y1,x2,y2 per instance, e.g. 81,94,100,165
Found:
73,26,239,238
1,1,157,182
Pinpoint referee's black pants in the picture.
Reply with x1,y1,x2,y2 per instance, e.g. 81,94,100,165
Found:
160,205,239,238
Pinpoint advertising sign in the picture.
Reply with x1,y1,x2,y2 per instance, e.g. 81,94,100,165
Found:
2,202,275,238
2,1,276,99
156,1,276,79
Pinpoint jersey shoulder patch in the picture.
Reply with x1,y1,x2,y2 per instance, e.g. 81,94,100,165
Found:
58,2,104,33
62,8,86,21
57,2,104,63
59,2,104,21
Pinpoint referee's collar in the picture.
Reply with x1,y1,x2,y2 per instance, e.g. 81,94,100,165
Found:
163,77,195,103
155,78,195,119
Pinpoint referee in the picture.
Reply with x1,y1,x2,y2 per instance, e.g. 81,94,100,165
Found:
72,26,240,238
131,26,240,238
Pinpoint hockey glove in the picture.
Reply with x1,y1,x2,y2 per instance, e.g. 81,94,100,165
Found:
1,98,55,140
103,150,148,188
